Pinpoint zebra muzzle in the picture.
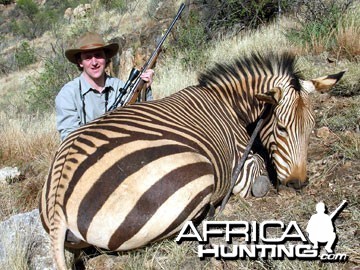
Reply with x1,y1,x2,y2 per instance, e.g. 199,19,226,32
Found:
286,178,309,190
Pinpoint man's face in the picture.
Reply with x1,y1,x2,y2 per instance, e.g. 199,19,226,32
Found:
78,49,107,80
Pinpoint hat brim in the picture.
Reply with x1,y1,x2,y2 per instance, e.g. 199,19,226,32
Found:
65,43,119,64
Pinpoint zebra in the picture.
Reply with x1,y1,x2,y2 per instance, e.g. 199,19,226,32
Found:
39,52,344,269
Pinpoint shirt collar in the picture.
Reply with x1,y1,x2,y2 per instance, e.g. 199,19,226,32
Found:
79,73,114,95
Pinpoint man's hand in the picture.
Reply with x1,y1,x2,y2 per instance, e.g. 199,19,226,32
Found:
140,69,154,88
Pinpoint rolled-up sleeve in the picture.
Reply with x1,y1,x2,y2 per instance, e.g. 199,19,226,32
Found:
55,85,81,140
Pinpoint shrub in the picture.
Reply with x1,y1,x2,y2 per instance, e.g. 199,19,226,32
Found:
334,2,360,60
198,0,293,34
0,0,14,4
166,11,208,69
26,50,78,112
14,41,37,70
286,0,356,56
164,0,295,69
10,0,58,39
99,0,128,11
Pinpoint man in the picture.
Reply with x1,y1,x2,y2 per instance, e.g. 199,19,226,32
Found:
56,32,154,140
306,202,337,253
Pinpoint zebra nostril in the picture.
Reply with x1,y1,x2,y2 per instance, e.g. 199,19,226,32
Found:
286,179,302,190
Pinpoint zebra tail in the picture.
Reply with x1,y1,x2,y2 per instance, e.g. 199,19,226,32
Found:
50,217,68,270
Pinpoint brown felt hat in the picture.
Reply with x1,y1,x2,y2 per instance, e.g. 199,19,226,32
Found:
65,32,119,64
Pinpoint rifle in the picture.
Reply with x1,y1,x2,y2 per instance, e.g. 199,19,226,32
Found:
109,3,185,111
329,200,347,220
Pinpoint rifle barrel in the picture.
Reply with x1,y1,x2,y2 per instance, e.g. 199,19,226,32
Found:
330,200,347,220
122,3,185,106
109,3,185,109
142,3,185,72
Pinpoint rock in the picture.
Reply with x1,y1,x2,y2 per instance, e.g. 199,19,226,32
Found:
86,254,130,270
0,167,21,184
315,126,331,139
119,48,135,80
73,3,91,18
64,3,92,22
252,175,271,198
0,209,72,270
64,7,73,21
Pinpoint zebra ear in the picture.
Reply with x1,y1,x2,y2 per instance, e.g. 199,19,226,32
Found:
302,70,346,94
255,87,282,105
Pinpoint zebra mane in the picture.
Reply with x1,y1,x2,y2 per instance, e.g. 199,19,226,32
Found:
197,51,303,92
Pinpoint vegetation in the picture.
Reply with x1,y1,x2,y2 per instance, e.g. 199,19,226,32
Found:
198,0,287,32
0,0,13,5
10,0,55,39
3,0,359,112
0,0,359,269
26,38,79,112
286,0,359,59
14,41,37,70
99,0,128,11
166,10,208,69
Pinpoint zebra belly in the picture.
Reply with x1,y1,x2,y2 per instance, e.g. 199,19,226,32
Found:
63,145,215,251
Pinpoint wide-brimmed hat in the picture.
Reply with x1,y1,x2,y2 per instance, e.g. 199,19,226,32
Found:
65,32,119,64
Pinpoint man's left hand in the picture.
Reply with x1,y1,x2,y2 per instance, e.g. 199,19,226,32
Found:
140,69,154,88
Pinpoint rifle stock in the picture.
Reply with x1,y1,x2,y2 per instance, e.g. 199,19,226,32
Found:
110,3,185,109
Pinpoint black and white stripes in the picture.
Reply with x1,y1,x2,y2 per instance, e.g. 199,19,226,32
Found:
39,52,344,269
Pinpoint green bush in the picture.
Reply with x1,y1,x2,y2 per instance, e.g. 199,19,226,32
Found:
26,53,78,112
0,0,14,4
286,0,355,53
10,0,58,39
165,0,295,69
167,11,208,69
14,41,37,69
199,0,292,33
99,0,128,11
45,0,87,11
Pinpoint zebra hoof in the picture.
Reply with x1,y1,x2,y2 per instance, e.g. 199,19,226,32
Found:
252,175,271,198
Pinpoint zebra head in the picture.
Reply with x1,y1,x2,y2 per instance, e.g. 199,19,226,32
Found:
256,71,345,189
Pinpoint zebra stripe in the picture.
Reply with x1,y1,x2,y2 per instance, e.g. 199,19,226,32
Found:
39,52,344,269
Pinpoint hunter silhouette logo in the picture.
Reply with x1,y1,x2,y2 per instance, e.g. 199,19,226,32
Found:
176,200,349,262
306,200,348,255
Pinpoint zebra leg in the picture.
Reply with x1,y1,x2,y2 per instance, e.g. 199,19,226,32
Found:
232,153,270,198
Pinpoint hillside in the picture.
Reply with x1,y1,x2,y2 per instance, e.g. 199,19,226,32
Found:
0,0,359,269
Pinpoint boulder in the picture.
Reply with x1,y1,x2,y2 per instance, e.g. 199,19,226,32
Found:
0,209,60,269
0,167,21,184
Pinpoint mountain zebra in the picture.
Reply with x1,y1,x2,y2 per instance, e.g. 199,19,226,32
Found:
39,52,344,269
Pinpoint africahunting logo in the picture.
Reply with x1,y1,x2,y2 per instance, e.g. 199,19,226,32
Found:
176,200,348,262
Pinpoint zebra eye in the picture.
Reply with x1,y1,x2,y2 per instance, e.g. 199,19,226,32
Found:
277,124,288,136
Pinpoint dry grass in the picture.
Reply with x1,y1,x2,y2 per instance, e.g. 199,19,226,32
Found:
0,112,59,220
335,4,360,60
335,24,360,60
292,2,360,61
0,235,32,270
0,112,59,164
0,1,359,269
0,217,36,270
154,19,298,98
